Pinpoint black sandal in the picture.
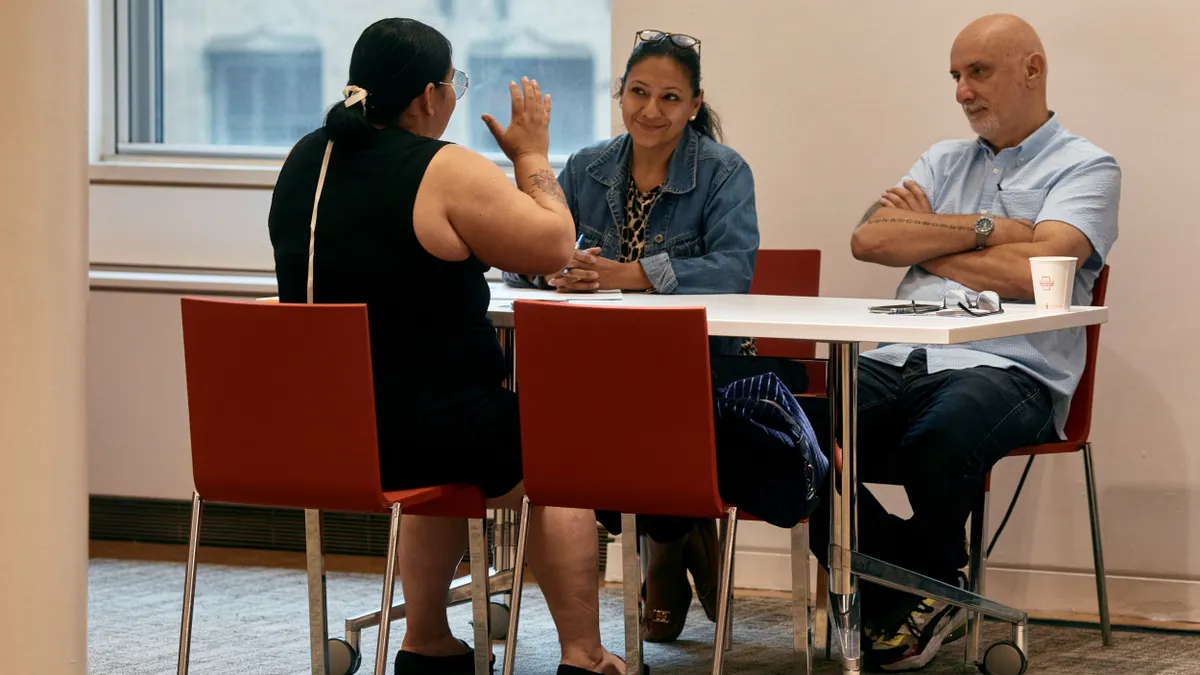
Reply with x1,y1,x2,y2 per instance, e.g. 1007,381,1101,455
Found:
394,640,494,675
556,664,650,674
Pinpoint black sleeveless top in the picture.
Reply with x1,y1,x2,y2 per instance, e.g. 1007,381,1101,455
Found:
268,127,507,437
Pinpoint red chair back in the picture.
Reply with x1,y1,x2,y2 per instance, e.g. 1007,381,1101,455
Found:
513,301,725,519
180,297,392,513
1060,264,1110,444
1003,265,1110,458
750,249,821,358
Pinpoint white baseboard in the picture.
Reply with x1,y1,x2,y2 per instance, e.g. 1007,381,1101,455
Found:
604,542,1200,624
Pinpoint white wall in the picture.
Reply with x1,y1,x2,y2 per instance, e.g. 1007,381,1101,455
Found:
88,0,1200,623
606,0,1200,622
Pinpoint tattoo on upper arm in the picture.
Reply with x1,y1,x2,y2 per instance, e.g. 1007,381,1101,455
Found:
527,169,567,207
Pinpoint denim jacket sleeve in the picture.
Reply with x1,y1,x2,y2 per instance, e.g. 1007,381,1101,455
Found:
501,156,578,290
639,160,759,295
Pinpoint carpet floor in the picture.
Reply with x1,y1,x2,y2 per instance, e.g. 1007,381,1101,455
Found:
88,556,1200,674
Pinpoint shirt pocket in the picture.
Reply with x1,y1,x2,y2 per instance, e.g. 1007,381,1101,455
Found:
991,188,1047,222
651,231,703,259
577,224,617,258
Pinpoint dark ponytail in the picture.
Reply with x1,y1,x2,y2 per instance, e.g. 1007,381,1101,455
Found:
324,96,376,147
617,34,723,143
323,18,453,147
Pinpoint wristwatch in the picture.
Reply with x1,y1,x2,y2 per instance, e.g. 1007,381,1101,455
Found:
975,215,995,249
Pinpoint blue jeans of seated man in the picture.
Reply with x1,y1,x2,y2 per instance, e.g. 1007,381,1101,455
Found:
795,348,1056,631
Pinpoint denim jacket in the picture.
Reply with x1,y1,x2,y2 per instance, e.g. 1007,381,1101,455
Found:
503,126,759,353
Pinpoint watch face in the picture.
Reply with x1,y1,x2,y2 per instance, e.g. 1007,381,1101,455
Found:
977,217,995,235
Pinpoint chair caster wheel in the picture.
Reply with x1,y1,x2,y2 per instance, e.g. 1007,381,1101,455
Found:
327,637,361,675
488,602,511,640
980,640,1027,675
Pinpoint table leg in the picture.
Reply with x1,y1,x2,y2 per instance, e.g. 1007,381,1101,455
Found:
496,327,518,605
829,343,860,674
826,343,1028,675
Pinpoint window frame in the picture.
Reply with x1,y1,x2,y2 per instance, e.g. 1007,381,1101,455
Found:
93,0,595,189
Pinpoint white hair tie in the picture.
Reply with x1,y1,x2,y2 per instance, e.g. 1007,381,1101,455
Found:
342,85,368,110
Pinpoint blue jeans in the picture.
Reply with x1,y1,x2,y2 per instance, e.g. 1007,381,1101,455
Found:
797,348,1056,629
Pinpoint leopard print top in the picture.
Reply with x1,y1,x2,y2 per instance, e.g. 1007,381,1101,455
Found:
618,173,758,356
619,177,663,263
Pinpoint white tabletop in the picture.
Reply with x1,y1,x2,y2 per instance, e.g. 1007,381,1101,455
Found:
487,283,1108,345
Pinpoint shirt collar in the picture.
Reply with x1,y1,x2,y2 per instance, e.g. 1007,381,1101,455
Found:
976,110,1062,161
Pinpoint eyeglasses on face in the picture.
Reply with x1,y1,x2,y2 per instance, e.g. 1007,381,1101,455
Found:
634,29,701,55
441,68,469,100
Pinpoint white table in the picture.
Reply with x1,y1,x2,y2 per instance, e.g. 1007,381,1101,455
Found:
487,283,1108,674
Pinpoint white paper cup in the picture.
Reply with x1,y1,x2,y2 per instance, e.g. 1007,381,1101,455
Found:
1029,256,1077,310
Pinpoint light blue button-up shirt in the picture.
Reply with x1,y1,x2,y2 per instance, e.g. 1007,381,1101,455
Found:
863,113,1121,438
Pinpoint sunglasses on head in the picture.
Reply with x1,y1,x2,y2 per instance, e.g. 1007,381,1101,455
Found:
635,29,701,55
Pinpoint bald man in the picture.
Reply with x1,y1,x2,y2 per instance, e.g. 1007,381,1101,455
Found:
807,14,1121,671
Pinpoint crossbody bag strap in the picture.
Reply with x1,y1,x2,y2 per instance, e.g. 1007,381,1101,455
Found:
306,139,335,304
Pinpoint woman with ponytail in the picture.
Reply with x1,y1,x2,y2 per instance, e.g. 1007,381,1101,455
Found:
503,30,767,644
269,18,629,675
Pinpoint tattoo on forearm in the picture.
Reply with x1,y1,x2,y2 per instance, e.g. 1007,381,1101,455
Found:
870,217,971,232
527,169,567,207
857,202,883,227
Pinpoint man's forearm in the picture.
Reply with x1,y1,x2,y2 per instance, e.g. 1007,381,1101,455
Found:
922,243,1055,300
851,206,1035,267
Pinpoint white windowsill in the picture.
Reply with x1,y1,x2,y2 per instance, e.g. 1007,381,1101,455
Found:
90,158,284,189
89,267,280,295
90,150,562,189
88,265,502,295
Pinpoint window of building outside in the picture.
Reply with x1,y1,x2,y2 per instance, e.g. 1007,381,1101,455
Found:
116,0,612,163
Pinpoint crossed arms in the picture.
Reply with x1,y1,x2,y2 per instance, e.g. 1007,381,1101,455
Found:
850,180,1095,300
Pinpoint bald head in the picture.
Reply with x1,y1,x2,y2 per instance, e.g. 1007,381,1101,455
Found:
954,14,1046,77
950,14,1050,149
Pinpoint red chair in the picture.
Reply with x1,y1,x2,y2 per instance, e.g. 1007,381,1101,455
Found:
178,297,500,675
959,265,1113,664
501,301,813,675
854,266,1112,669
749,249,826,395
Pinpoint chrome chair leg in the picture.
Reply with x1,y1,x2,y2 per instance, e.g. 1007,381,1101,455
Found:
964,490,989,668
724,529,736,652
176,492,203,675
717,519,735,651
621,514,644,675
814,567,830,660
468,518,493,675
639,533,650,590
1082,443,1113,646
791,522,812,674
305,509,330,675
501,498,532,675
712,508,739,675
373,504,403,675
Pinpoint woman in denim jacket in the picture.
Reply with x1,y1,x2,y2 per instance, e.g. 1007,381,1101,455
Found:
504,30,757,643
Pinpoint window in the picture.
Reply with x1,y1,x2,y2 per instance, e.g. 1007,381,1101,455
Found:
114,0,612,164
205,30,323,147
468,32,597,156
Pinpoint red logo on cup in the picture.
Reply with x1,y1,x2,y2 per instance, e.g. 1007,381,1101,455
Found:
1039,276,1055,291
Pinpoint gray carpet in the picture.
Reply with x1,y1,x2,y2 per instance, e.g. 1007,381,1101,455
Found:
88,556,1200,674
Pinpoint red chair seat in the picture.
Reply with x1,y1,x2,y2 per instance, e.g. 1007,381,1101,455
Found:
384,484,487,518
